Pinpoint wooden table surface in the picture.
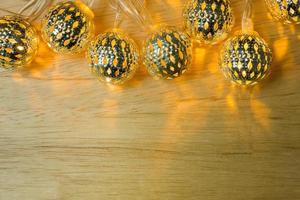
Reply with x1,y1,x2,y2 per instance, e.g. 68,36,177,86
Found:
1,0,300,199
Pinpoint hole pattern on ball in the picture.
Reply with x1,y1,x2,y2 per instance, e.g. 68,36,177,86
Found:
42,1,94,54
183,0,234,44
87,31,139,85
220,32,272,85
0,16,38,70
143,27,192,80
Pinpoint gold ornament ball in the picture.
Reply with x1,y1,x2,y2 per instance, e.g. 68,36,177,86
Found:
220,32,272,86
265,0,300,24
41,0,95,54
143,27,192,80
183,0,234,45
87,30,139,85
0,15,39,70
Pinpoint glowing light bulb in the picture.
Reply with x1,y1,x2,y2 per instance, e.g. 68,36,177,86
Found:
183,0,234,45
265,0,300,24
220,31,272,86
41,1,95,54
143,26,192,80
0,15,39,70
87,30,139,85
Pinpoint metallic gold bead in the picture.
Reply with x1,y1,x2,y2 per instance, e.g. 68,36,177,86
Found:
143,27,192,80
265,0,300,24
87,30,139,85
41,0,95,54
0,15,38,70
183,0,234,45
220,32,272,86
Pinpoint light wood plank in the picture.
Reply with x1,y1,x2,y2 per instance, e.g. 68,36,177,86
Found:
0,0,299,199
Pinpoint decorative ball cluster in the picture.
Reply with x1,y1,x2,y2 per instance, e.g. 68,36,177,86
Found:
183,0,234,44
41,0,95,54
220,32,272,85
265,0,300,24
0,0,282,87
87,31,139,85
143,27,192,80
0,15,39,70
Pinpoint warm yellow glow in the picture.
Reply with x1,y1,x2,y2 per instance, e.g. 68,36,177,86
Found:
226,94,237,114
74,0,95,19
16,45,25,52
41,1,95,54
250,96,271,131
193,47,207,66
273,37,288,60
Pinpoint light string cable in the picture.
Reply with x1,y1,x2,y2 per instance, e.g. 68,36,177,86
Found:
17,0,95,21
86,0,95,7
110,0,123,29
18,0,52,21
115,0,154,31
242,0,254,32
0,8,20,16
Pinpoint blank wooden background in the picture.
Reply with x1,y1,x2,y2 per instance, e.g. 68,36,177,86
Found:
0,0,300,199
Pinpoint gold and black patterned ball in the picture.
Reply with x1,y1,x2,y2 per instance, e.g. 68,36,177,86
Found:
265,0,300,24
220,32,272,85
143,27,192,80
0,15,39,70
87,31,139,85
41,0,95,54
183,0,234,45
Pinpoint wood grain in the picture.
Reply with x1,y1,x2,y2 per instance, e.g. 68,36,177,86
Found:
0,0,300,199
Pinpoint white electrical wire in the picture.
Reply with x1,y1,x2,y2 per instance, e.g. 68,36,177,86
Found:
242,0,254,32
25,0,52,21
0,0,52,21
111,2,123,28
87,0,95,7
115,0,153,31
0,8,20,16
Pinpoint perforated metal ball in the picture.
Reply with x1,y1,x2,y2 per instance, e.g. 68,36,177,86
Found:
265,0,300,24
0,15,39,70
41,0,95,54
220,32,272,86
87,31,139,85
143,27,192,80
183,0,234,45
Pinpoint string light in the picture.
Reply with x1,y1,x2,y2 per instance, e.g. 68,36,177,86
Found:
87,1,140,85
0,0,49,70
0,16,39,70
87,31,139,85
117,0,193,80
219,0,272,86
0,0,291,87
144,26,192,80
265,0,300,24
41,0,95,54
183,0,234,45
